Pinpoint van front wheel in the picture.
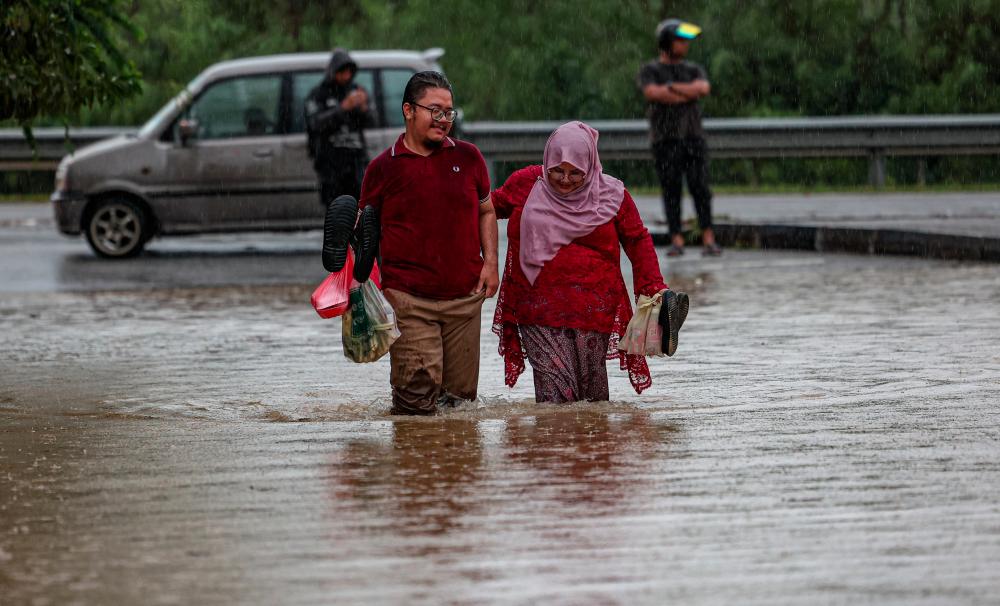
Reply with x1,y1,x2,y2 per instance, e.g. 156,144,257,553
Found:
85,198,149,258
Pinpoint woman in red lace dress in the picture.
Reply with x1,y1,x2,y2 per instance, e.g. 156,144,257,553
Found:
491,121,675,403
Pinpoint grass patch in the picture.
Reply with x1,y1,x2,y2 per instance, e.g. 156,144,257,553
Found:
0,193,50,203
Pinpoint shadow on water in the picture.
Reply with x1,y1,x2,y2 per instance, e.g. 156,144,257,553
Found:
327,409,677,539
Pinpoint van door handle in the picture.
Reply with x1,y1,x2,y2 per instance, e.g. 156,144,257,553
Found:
252,149,274,158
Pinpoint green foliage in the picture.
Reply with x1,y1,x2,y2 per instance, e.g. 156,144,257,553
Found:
5,0,998,187
62,0,1000,129
0,0,143,135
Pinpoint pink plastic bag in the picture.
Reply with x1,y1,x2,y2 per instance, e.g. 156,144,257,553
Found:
311,251,382,319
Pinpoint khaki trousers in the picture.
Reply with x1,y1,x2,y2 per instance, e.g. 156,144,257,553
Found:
382,289,486,415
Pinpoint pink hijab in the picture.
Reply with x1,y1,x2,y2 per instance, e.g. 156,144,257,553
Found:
519,121,625,285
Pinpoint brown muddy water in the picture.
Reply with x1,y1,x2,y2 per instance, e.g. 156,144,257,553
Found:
2,250,1000,604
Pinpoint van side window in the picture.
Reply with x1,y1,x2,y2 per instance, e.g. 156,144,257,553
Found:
185,76,283,139
290,69,376,133
381,69,415,128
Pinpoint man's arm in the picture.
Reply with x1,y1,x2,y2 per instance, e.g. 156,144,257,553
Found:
474,196,499,297
669,79,711,100
305,96,346,135
305,87,372,135
352,87,377,128
642,83,691,105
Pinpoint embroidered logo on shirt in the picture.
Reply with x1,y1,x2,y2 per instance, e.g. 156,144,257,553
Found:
452,166,460,173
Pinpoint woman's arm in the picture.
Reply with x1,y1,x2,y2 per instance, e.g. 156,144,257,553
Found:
616,190,668,296
491,165,543,220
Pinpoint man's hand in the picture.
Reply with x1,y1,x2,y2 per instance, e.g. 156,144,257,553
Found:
341,88,368,111
474,261,500,298
475,196,499,297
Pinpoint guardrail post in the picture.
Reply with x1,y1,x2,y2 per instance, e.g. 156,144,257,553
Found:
917,158,927,187
486,159,496,187
868,149,886,189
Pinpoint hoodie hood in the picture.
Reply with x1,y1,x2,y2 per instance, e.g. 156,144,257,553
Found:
325,48,358,82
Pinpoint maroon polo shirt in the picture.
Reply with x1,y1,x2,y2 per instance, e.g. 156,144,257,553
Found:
360,135,490,300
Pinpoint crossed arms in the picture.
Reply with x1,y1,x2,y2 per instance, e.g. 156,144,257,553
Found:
642,79,711,105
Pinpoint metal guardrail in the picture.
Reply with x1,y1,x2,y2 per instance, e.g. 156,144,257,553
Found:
463,115,1000,187
0,127,136,170
4,115,1000,186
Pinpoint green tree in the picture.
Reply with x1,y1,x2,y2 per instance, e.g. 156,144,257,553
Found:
49,0,1000,128
0,0,142,142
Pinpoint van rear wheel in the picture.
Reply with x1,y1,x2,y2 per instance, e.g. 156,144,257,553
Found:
85,198,149,258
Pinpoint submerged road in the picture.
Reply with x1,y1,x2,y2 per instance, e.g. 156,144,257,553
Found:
2,190,1000,293
2,195,1000,604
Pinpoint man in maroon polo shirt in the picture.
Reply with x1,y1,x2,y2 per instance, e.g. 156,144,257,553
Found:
360,71,499,415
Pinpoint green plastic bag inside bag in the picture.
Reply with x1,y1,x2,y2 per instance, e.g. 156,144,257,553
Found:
342,280,401,363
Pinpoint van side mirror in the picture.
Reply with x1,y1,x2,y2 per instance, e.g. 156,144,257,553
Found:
178,119,199,145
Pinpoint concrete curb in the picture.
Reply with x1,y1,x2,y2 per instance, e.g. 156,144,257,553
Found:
650,224,1000,262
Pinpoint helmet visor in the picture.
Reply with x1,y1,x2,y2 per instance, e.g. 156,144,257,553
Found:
675,22,702,40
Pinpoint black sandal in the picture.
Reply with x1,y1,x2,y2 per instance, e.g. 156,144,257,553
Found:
658,290,690,357
352,205,380,282
322,195,359,272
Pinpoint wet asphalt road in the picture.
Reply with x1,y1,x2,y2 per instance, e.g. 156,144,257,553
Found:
2,201,1000,604
0,203,330,293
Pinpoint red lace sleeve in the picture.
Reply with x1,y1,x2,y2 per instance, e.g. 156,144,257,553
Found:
616,190,668,297
491,166,542,388
493,246,525,388
492,165,542,220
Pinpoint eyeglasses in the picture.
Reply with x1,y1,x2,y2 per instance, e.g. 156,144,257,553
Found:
547,167,587,184
411,102,458,123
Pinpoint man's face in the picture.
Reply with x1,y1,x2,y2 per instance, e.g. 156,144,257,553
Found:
334,67,354,86
404,87,454,145
670,39,690,58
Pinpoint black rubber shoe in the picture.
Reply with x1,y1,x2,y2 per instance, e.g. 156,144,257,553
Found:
658,290,690,357
352,205,380,282
702,242,723,257
666,244,685,257
322,195,358,272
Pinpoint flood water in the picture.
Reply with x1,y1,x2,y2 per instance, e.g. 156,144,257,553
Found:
2,249,1000,604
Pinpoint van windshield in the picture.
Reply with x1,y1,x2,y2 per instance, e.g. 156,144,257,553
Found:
137,92,188,139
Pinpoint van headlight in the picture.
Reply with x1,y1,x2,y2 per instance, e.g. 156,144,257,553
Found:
55,160,70,193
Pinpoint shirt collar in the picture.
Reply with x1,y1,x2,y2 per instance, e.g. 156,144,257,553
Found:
390,134,456,158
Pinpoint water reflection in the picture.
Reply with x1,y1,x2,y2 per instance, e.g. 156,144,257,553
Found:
328,410,674,537
504,409,672,507
330,418,485,537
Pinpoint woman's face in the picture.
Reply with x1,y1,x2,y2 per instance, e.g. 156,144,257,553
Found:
546,161,587,195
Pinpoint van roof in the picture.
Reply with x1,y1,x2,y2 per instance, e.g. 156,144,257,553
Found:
192,49,445,88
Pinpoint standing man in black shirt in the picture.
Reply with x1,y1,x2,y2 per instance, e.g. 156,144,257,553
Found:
638,19,721,256
305,48,375,206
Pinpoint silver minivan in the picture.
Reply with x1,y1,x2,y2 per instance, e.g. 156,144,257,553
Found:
52,49,447,257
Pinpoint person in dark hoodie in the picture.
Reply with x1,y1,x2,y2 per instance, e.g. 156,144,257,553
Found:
305,48,376,206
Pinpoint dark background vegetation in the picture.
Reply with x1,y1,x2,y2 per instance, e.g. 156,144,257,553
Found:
3,0,999,192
